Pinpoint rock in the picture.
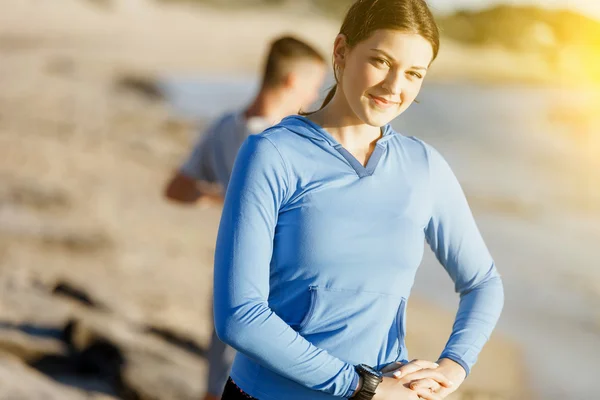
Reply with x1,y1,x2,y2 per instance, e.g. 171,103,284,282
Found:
0,325,65,361
114,76,164,102
52,316,206,400
0,354,116,400
53,283,103,309
145,325,206,358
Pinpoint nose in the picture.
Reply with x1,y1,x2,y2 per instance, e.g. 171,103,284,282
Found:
381,69,403,97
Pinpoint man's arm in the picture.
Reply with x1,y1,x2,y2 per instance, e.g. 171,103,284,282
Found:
164,120,226,206
163,172,224,205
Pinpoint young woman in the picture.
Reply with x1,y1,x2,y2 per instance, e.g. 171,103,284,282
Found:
213,1,504,399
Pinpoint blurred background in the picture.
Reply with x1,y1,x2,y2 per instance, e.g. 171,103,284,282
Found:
0,0,598,399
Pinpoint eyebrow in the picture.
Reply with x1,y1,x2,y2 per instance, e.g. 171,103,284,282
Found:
370,48,428,70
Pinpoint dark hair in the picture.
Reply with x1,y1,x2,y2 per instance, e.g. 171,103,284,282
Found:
262,36,326,88
315,0,440,110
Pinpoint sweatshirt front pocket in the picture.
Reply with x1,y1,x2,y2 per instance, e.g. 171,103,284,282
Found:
297,285,405,367
296,285,318,331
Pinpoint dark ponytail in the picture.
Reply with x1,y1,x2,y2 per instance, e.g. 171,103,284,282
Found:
320,84,337,109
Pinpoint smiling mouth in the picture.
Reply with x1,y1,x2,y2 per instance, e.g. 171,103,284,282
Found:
368,94,399,109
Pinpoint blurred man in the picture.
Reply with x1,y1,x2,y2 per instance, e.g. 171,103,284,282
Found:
164,36,326,400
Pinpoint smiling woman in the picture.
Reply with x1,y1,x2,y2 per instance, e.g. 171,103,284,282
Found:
307,0,439,126
213,1,504,400
330,30,433,128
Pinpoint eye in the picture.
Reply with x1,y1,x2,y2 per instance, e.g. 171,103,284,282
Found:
371,57,390,68
407,71,423,79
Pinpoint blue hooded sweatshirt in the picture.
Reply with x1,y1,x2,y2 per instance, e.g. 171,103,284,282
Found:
214,115,504,400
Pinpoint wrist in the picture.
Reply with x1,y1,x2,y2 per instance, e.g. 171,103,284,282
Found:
351,376,363,398
353,364,382,400
437,357,467,382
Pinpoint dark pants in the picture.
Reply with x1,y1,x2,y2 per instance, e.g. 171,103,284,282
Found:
221,377,258,400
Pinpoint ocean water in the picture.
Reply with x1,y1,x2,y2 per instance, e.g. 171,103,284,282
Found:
161,75,600,400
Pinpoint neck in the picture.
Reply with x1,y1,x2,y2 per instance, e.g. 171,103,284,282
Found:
308,88,381,148
244,86,293,125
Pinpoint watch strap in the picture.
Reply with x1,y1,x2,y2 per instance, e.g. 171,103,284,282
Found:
353,364,382,400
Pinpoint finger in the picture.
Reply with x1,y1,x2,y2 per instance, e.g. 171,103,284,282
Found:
414,387,442,400
393,359,439,378
380,361,403,374
404,370,453,388
409,378,441,392
435,387,455,398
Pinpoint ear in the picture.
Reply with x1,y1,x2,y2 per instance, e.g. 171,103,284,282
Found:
333,34,348,69
282,72,298,89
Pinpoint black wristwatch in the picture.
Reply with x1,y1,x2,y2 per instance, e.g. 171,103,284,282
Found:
352,364,383,400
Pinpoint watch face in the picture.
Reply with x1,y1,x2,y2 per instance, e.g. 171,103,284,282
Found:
358,364,383,378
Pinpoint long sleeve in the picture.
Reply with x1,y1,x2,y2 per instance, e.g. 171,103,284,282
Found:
423,145,504,376
213,135,358,398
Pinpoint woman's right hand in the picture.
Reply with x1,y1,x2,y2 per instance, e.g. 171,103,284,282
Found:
372,360,453,400
373,376,442,400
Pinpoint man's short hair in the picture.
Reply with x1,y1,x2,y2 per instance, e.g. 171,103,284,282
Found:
262,36,326,88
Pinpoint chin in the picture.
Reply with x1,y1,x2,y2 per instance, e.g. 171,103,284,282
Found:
353,98,402,127
360,109,398,127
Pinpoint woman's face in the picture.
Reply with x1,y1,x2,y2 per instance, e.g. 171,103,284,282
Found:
336,29,434,127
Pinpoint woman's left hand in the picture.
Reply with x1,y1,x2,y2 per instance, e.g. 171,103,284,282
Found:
385,358,466,399
381,359,440,378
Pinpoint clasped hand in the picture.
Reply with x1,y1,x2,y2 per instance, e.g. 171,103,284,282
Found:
372,358,465,400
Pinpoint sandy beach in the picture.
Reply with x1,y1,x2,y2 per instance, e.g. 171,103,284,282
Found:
4,0,598,398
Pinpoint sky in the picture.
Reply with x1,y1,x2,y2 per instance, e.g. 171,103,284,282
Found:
427,0,600,19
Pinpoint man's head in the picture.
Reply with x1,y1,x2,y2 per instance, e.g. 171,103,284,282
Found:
261,36,327,115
